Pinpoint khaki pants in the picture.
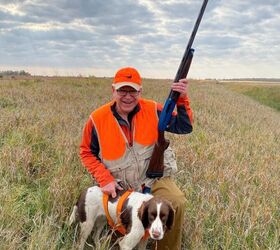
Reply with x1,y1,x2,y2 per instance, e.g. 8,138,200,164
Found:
151,177,186,250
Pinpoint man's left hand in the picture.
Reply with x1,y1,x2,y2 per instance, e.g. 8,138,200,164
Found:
171,78,188,98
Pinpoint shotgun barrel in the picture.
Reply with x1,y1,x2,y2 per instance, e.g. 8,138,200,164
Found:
146,0,208,178
158,0,208,132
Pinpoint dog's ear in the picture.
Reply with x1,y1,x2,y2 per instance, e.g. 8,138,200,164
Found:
138,201,150,229
166,202,175,230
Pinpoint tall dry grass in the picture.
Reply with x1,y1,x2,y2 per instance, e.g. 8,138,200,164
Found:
0,77,279,249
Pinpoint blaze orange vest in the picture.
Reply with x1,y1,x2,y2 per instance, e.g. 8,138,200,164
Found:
91,98,158,161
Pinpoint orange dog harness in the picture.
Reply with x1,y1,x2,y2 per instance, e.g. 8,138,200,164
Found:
102,190,150,239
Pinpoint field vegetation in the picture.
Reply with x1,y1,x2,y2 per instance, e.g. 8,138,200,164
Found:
0,77,279,249
221,81,280,111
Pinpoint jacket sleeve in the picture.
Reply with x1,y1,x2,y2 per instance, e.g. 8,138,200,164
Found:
157,95,193,134
80,117,115,187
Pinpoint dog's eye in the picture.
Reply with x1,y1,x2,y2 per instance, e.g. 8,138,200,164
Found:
149,214,155,220
149,212,157,221
160,214,167,223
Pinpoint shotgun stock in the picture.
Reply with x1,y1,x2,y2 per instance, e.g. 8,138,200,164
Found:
146,0,208,178
146,131,170,178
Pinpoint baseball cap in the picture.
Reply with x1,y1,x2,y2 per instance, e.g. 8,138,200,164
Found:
112,67,142,91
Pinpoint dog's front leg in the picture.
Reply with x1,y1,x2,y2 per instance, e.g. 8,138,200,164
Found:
137,239,148,250
119,229,145,250
78,220,95,250
92,215,107,248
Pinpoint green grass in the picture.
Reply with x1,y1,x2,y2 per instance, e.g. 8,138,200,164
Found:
0,77,280,249
224,83,280,111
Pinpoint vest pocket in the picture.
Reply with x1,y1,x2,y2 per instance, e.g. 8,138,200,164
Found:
139,145,177,177
137,146,154,179
137,146,154,160
163,146,177,175
109,163,139,190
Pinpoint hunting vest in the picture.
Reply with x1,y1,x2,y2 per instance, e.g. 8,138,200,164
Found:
91,98,177,191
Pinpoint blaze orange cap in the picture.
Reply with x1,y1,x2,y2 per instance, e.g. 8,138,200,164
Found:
112,67,142,91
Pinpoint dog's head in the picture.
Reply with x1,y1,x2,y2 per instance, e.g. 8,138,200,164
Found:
138,197,175,240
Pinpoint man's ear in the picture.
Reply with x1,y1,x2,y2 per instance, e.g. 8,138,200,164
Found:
112,86,117,99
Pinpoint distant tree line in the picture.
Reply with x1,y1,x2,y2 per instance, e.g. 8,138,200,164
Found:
0,70,31,77
223,78,280,82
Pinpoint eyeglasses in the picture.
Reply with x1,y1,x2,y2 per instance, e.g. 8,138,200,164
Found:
116,89,140,97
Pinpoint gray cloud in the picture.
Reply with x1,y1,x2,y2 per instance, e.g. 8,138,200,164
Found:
0,0,279,78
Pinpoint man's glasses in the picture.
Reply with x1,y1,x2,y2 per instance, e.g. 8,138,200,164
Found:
116,89,140,97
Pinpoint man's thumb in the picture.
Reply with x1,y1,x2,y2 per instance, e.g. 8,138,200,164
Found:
111,190,117,198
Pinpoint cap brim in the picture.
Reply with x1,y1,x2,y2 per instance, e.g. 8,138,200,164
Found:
112,82,141,91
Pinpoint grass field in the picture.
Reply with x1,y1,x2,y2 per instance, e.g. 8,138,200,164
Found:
0,77,279,249
221,81,280,111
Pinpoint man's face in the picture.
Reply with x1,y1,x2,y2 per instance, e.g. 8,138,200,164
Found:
112,86,141,116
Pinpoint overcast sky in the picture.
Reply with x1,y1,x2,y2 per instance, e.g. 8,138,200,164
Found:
0,0,279,79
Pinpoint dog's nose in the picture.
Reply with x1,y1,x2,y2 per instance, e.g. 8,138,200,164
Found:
152,229,161,239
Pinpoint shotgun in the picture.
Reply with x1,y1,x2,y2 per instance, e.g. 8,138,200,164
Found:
146,0,208,178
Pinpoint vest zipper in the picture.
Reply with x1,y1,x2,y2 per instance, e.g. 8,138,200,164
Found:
129,118,140,178
128,117,135,147
128,146,140,179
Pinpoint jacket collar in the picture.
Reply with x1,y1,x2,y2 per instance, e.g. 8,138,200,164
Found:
110,102,140,127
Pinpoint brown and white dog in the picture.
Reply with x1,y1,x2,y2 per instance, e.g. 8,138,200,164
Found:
69,185,175,250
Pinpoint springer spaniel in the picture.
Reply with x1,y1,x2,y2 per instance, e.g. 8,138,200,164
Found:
69,185,175,250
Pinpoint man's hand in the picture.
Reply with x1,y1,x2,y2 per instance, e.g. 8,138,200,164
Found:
171,78,188,98
101,180,123,198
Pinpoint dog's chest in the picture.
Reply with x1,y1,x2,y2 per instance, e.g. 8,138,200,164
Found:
108,192,153,223
108,201,118,222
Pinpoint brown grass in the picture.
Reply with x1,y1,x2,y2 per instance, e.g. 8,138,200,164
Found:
0,77,279,249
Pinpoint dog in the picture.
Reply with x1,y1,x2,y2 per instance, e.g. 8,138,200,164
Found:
69,185,175,250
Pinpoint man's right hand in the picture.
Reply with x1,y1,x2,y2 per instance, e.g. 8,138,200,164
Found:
101,181,123,198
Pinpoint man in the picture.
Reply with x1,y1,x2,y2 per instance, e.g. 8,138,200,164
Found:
80,67,193,249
